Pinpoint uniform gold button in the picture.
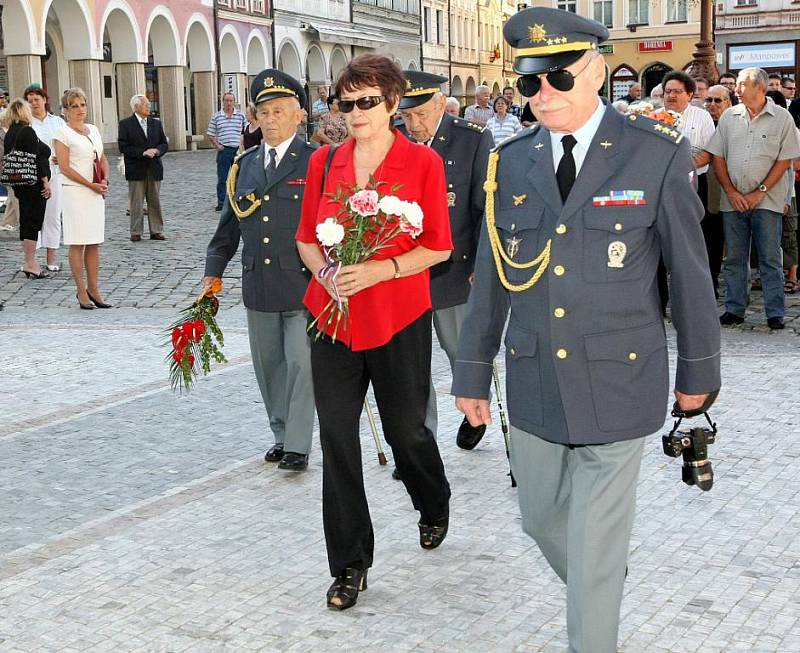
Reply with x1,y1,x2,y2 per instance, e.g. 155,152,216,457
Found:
553,265,565,276
554,307,566,318
262,216,269,222
448,183,453,189
628,352,637,361
264,194,270,201
302,267,306,272
264,258,271,265
614,223,623,232
462,254,468,260
556,224,567,235
556,348,568,359
263,237,270,244
511,223,516,230
510,347,516,356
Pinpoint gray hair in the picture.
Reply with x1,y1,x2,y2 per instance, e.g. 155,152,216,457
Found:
737,67,768,89
611,99,629,113
445,97,460,110
130,94,146,111
476,85,490,95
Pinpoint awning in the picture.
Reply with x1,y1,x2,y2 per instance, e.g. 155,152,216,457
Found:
307,23,386,49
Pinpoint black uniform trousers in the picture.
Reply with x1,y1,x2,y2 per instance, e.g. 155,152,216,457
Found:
310,310,451,576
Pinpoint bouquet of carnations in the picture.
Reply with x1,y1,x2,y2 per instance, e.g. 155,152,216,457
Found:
309,178,424,342
166,279,227,392
647,108,683,129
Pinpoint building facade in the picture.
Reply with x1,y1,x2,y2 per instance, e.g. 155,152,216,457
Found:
715,0,799,83
422,0,450,80
449,0,480,104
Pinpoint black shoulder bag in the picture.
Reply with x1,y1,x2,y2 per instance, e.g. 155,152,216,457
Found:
1,126,39,187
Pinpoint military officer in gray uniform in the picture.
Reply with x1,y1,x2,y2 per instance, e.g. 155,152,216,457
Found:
399,70,494,450
204,69,317,471
453,8,721,652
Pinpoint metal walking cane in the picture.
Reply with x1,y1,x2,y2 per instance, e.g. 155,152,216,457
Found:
364,397,388,465
492,362,516,488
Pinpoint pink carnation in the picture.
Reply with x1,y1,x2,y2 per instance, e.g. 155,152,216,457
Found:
348,189,380,217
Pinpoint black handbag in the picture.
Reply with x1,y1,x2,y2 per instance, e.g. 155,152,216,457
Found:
1,127,38,187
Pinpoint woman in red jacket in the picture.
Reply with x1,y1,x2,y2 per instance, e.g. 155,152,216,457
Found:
296,54,453,611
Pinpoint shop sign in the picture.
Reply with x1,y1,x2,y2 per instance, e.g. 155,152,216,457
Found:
598,44,614,55
729,43,795,69
638,40,673,53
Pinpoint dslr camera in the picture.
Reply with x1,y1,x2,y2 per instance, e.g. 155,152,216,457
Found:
662,391,718,491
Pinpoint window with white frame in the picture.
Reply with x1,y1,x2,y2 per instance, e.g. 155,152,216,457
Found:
436,10,444,45
734,0,757,5
593,0,613,27
558,0,577,12
424,6,431,42
666,0,687,22
628,0,648,25
234,0,247,10
252,0,265,13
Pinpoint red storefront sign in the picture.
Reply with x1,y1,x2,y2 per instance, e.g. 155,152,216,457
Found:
638,40,673,53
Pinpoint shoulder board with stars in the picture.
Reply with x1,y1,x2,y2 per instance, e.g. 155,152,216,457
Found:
234,144,260,163
625,113,683,145
452,118,485,133
493,124,541,153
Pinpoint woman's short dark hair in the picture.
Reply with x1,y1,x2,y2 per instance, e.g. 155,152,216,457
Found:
23,85,47,102
662,70,696,95
492,96,508,111
326,95,336,108
334,54,406,112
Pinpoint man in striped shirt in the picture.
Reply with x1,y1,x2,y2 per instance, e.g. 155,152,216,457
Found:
207,92,246,211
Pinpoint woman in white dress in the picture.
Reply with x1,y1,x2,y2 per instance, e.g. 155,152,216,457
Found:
53,87,111,310
26,85,66,271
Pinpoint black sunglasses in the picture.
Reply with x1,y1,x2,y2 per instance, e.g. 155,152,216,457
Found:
704,97,727,104
516,56,595,97
338,95,386,113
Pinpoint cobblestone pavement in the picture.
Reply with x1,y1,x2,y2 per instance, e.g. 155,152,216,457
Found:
1,151,799,652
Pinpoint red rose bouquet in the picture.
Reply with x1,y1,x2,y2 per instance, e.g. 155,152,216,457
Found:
308,179,424,342
166,279,227,392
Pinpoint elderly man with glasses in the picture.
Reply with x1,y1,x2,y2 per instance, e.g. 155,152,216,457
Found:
453,7,720,652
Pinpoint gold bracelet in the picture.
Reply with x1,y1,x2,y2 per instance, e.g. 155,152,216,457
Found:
390,257,400,279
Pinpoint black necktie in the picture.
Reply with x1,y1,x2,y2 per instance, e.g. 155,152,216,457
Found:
556,134,577,203
265,147,277,185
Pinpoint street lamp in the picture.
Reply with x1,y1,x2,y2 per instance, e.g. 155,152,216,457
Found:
688,0,719,82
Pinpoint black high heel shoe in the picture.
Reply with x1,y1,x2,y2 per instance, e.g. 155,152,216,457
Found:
326,568,368,611
76,293,94,310
22,269,50,279
418,516,449,550
86,291,112,308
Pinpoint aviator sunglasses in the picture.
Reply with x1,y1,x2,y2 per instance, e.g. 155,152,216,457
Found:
704,97,727,104
337,95,386,113
516,55,596,97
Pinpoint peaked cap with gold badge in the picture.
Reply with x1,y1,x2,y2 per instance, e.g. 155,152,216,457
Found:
504,7,609,76
250,68,306,108
399,70,448,110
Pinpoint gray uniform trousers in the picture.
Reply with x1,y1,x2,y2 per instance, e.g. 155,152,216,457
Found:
510,426,644,653
246,308,314,456
424,302,468,435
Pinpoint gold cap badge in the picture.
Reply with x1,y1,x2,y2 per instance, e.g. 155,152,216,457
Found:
528,24,547,44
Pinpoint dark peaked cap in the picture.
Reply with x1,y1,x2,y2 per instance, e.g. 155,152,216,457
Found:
504,7,609,76
399,70,447,109
250,69,306,108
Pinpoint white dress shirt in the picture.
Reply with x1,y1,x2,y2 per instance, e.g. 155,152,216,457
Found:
263,135,296,169
679,104,715,175
549,97,606,176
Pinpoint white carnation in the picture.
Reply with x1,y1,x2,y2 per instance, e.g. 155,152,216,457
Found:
316,217,345,247
378,194,405,217
400,201,423,229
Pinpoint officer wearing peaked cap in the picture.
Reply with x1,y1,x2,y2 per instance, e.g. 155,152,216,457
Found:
452,8,721,651
203,69,317,471
398,70,494,454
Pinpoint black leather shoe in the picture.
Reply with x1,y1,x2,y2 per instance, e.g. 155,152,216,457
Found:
130,234,141,242
719,312,744,326
767,317,785,330
418,516,449,550
278,452,308,471
264,444,284,462
456,417,486,450
150,233,166,240
392,467,402,481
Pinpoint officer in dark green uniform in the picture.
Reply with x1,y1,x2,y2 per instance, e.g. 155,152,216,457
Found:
204,70,317,471
399,70,494,450
453,9,721,652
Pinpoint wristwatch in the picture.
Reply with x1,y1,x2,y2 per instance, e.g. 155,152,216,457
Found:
758,183,768,192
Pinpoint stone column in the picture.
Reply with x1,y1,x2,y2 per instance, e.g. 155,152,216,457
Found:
115,62,146,122
157,65,187,152
6,55,42,96
68,59,103,125
192,71,217,150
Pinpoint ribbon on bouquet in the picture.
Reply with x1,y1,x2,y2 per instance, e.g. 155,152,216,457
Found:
317,246,344,308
